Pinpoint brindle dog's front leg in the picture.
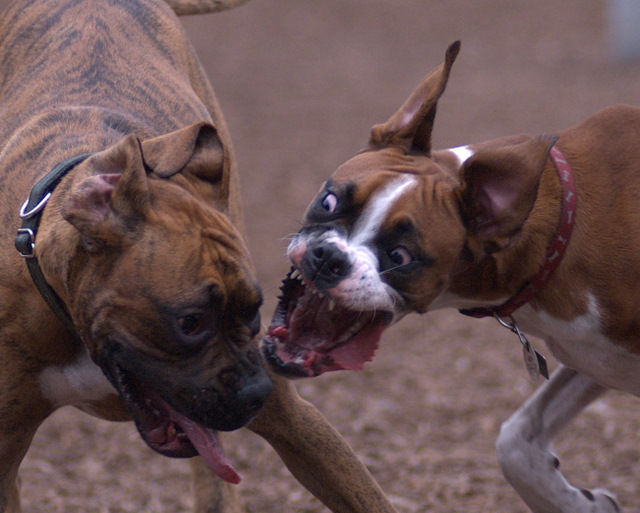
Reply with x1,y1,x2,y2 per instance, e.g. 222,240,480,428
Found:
191,373,397,513
245,374,397,513
0,384,51,513
191,454,244,513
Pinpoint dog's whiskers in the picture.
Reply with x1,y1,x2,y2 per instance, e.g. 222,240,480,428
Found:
379,263,414,276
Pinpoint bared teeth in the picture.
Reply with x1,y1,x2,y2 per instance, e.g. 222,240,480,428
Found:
328,299,336,311
290,269,301,280
336,317,368,344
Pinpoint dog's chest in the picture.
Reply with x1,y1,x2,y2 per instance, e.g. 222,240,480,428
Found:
515,294,640,395
39,349,119,411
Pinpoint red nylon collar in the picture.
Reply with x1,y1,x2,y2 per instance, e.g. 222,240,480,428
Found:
460,144,576,319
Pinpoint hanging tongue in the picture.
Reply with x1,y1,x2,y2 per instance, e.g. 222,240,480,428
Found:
169,407,241,484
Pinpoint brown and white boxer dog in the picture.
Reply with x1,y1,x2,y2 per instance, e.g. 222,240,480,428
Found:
263,40,639,512
0,1,399,512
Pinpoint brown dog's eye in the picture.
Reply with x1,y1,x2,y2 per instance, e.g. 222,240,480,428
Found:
178,314,203,336
388,246,413,266
321,193,337,213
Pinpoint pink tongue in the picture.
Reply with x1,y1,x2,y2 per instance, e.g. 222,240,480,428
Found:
327,322,384,370
169,408,241,484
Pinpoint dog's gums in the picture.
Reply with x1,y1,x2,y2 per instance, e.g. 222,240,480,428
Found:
109,363,240,484
261,267,393,378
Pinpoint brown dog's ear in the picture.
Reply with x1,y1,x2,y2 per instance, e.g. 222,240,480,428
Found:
61,135,150,251
456,135,558,252
369,41,460,153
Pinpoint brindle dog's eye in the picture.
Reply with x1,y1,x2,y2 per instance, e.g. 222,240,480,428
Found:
178,314,203,336
321,193,337,213
248,310,261,338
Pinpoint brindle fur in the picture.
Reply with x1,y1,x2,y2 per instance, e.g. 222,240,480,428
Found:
0,1,398,512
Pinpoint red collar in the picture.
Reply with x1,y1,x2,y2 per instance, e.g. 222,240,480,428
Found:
460,144,576,319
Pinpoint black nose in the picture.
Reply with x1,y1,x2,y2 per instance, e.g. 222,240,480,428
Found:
236,372,273,416
213,368,273,431
302,240,352,290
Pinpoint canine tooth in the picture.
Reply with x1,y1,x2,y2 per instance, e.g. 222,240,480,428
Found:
338,318,367,344
328,300,335,311
290,269,300,279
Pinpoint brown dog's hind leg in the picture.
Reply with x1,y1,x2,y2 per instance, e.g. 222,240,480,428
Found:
496,365,620,513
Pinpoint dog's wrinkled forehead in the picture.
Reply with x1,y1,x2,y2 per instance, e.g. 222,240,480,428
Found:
123,188,259,308
305,149,423,236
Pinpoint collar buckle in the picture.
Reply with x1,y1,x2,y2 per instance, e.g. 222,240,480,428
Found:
16,228,36,258
14,153,94,341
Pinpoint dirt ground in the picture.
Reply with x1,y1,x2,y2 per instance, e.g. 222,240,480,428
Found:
6,0,640,512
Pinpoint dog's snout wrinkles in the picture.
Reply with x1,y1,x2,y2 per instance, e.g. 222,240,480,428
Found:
304,240,351,290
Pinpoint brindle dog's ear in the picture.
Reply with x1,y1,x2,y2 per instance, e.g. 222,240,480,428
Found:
140,122,223,179
456,135,558,253
61,134,150,251
140,122,227,206
369,41,460,154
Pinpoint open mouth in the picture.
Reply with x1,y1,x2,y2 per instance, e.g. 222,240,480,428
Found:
109,363,241,484
260,267,393,378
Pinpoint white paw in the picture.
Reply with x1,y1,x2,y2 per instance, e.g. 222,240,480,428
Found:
579,487,621,513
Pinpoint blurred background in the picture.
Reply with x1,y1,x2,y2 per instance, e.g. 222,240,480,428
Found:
5,0,640,511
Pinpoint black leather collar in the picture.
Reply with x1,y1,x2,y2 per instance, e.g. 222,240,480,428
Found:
15,153,94,342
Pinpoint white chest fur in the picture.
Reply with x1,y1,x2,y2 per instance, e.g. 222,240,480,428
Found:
514,293,640,395
39,349,117,409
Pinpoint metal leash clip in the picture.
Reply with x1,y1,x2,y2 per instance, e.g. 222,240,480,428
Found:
494,314,549,382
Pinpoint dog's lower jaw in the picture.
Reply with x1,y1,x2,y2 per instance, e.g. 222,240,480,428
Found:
261,336,341,378
112,360,242,483
260,268,394,377
96,343,267,484
262,317,390,378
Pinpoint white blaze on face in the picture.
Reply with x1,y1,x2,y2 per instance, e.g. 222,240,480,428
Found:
449,145,474,166
318,175,417,312
349,175,417,246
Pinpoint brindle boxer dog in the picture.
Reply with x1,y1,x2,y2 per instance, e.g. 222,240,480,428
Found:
0,1,399,512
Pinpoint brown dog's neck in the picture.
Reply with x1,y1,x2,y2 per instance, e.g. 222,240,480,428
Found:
447,150,565,311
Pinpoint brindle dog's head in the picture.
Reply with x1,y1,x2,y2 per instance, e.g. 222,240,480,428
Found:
47,122,271,483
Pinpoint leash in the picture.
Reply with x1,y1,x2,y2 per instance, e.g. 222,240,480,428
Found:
459,144,577,381
15,153,95,343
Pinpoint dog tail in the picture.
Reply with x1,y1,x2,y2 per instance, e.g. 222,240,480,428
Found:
165,0,251,15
